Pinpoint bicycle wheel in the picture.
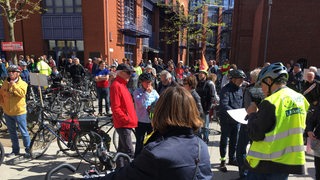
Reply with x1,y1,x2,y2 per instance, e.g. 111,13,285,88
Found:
56,128,79,157
0,142,4,166
30,124,56,159
75,131,101,164
112,129,136,151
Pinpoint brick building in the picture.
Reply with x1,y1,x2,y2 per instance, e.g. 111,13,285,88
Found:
0,0,188,66
231,0,320,72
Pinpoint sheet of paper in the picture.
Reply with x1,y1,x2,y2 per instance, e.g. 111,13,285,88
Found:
227,108,248,124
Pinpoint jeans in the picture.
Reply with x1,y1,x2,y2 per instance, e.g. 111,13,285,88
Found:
201,113,210,142
247,171,289,180
219,122,240,160
134,122,152,157
236,124,250,177
97,87,110,113
5,113,30,154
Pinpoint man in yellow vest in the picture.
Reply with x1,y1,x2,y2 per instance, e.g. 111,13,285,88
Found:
245,62,309,179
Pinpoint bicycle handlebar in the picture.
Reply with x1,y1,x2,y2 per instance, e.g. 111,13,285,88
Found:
44,163,76,180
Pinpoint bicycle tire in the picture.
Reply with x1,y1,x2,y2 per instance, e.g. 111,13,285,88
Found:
56,134,79,157
30,124,56,159
74,131,101,165
0,142,4,166
112,129,136,151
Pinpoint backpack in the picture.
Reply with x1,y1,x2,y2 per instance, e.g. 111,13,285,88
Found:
60,119,81,141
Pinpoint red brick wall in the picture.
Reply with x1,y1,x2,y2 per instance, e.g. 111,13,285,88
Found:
232,0,320,72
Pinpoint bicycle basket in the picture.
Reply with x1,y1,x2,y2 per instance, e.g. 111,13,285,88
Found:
60,119,80,141
78,116,97,131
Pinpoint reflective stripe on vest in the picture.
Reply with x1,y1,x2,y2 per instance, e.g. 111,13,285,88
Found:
263,127,304,142
247,145,304,159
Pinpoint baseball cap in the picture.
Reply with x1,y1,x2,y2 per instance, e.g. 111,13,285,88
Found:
116,64,135,73
294,63,301,68
19,61,27,66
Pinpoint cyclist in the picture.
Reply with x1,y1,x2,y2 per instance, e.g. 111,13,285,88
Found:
246,62,309,179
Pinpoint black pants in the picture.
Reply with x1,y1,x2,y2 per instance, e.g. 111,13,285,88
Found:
116,128,134,168
315,155,320,180
134,122,152,158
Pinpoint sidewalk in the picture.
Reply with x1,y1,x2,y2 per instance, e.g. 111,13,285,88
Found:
0,122,317,179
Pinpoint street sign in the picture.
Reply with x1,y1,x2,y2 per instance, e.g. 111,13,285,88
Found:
1,42,24,51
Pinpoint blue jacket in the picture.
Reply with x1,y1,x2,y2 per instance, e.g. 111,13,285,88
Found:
219,81,243,124
105,127,213,180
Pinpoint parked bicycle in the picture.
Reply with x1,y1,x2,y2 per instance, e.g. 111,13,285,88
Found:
74,112,136,166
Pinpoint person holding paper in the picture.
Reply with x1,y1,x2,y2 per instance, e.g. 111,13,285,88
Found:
218,69,246,172
246,62,309,180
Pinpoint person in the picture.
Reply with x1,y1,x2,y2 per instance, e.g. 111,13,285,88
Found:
70,58,85,85
245,62,309,179
0,59,8,81
85,58,94,74
95,61,111,116
19,61,30,84
306,105,320,180
175,61,184,84
218,69,246,172
105,86,213,179
196,69,219,144
157,70,178,95
0,65,31,158
287,63,304,93
309,66,320,81
110,63,138,167
183,75,204,122
133,73,159,157
236,68,264,179
37,56,52,76
49,66,63,88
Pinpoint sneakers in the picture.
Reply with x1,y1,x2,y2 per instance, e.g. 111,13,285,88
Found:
6,152,19,158
228,159,238,166
98,112,103,116
24,152,32,159
107,109,112,115
219,160,227,172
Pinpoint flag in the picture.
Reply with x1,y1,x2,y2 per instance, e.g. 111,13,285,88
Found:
199,54,209,71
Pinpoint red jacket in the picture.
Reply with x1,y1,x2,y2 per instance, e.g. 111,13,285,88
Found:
110,76,138,128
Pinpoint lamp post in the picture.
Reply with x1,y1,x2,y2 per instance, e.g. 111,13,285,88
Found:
264,0,272,64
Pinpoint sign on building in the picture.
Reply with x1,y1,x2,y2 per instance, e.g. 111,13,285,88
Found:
1,42,24,51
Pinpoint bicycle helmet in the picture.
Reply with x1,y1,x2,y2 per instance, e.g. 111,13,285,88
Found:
7,65,21,72
256,62,288,85
139,73,153,82
229,69,246,79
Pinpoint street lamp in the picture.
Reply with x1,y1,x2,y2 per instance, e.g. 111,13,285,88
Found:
264,0,272,63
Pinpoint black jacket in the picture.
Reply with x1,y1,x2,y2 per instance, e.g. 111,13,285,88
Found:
196,79,219,113
104,127,213,180
218,82,243,124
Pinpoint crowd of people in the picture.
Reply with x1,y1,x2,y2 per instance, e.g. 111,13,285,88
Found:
0,54,319,180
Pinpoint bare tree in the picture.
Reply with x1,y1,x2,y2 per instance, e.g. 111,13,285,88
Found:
0,0,42,63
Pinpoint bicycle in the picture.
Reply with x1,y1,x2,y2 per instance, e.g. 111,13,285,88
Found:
74,113,136,166
45,132,132,180
29,106,82,158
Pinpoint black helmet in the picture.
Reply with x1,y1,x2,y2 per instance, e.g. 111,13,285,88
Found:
139,73,153,82
257,62,288,85
229,69,246,79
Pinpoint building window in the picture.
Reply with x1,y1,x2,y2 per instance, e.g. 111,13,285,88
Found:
44,0,82,14
124,0,135,25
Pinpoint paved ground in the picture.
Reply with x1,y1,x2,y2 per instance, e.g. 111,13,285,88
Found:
0,120,317,179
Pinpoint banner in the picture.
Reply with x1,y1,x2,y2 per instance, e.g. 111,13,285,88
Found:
1,42,24,51
199,54,208,71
